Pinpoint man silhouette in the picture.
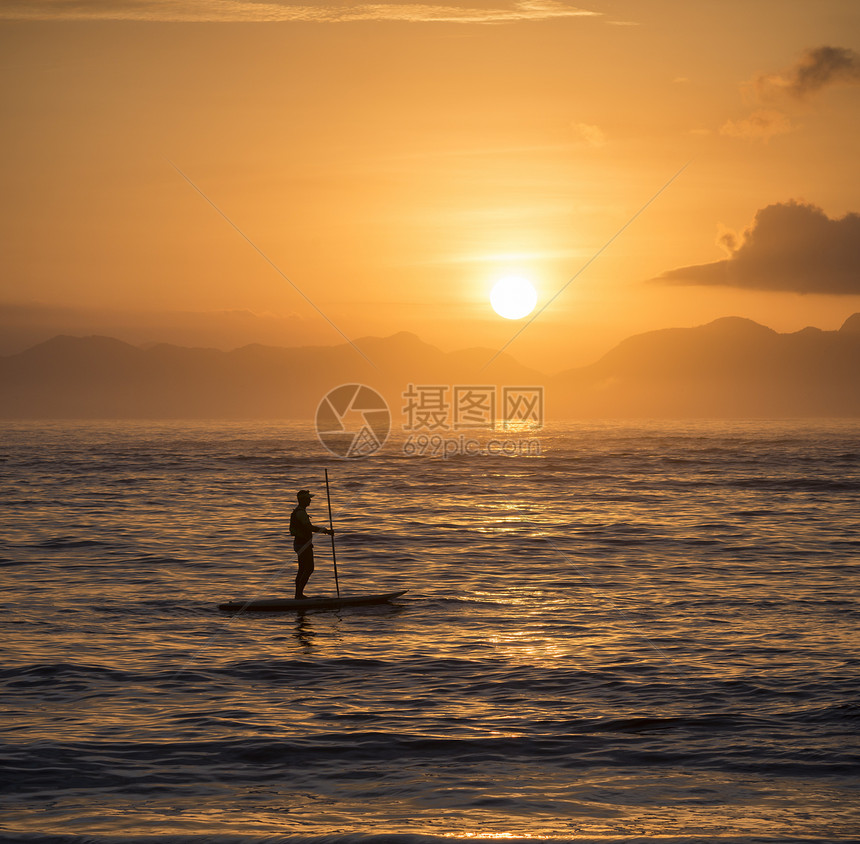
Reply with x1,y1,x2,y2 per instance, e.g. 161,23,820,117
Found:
290,489,332,599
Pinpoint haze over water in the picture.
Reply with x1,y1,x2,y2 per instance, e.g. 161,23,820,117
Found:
1,420,858,841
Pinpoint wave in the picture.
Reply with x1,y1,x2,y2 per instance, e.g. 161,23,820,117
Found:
729,477,860,491
3,722,857,798
30,537,109,549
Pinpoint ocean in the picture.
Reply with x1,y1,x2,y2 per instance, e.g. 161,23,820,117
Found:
1,420,858,843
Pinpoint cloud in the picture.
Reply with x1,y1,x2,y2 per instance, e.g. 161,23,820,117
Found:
653,200,860,295
720,46,859,144
0,0,600,23
753,45,860,101
573,122,606,148
719,108,794,142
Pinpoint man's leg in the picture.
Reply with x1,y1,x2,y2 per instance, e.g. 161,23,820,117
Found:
295,546,314,599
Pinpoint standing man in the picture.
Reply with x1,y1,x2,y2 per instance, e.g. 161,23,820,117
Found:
290,489,333,599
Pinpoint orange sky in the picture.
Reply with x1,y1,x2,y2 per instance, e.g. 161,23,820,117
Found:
1,1,859,371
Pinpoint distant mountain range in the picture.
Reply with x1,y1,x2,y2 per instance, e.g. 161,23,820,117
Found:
554,314,860,418
1,314,858,419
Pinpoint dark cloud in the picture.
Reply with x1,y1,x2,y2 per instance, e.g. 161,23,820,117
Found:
653,201,860,295
754,46,860,100
722,46,860,143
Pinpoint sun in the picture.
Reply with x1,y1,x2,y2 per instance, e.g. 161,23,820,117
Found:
490,275,537,320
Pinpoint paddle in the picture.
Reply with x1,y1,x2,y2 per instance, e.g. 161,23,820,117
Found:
324,468,340,597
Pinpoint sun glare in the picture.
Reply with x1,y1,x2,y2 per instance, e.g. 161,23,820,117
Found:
490,276,537,320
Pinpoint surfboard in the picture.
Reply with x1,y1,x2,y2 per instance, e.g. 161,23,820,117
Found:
218,590,408,613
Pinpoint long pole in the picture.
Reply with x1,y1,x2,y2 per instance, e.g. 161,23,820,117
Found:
324,468,340,597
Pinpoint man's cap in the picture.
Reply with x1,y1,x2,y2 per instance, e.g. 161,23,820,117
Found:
297,489,314,499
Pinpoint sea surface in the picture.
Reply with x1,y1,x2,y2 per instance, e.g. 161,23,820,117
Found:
1,420,858,843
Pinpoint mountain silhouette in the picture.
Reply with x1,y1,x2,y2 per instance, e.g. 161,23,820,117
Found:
550,314,860,417
1,316,858,418
0,331,539,419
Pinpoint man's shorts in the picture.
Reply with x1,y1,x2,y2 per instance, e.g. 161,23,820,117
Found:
295,541,314,573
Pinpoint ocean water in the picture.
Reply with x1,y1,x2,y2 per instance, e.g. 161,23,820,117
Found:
1,420,858,843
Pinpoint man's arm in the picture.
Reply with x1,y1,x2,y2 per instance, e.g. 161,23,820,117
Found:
311,522,333,535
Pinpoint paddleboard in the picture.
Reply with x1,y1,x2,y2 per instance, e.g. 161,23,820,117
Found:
218,590,408,613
